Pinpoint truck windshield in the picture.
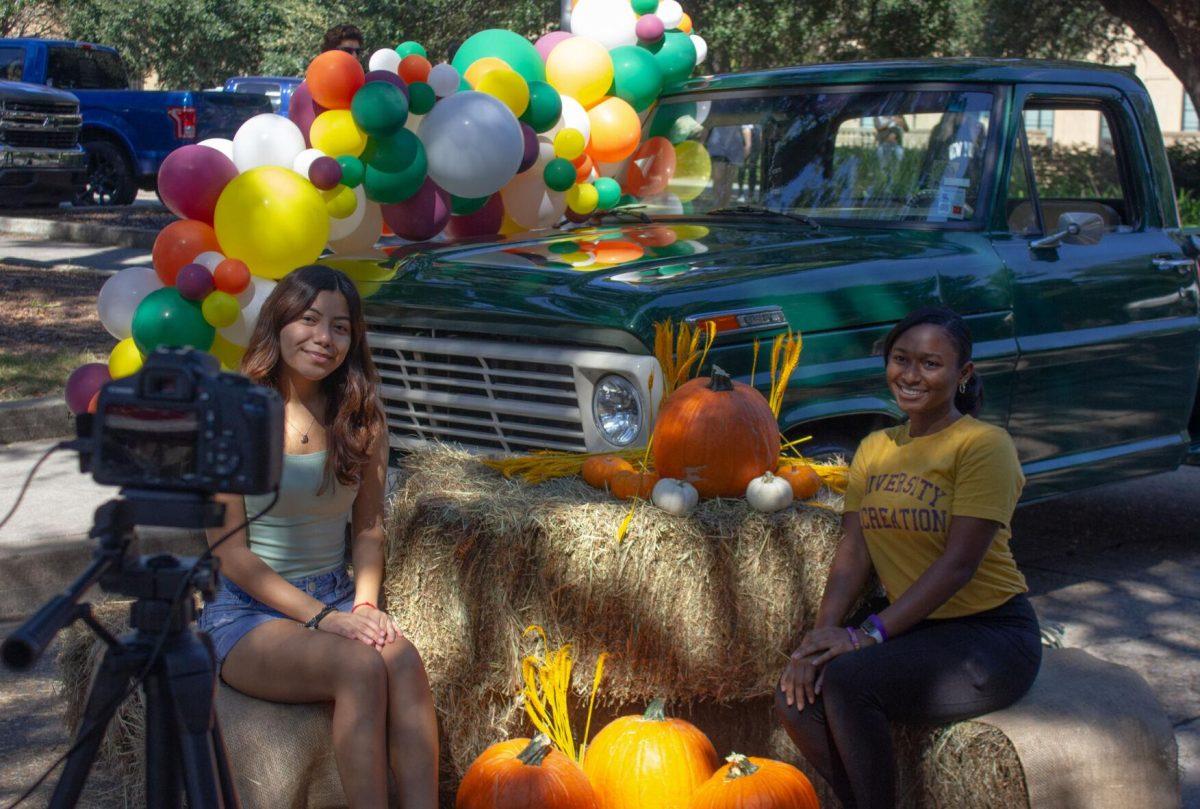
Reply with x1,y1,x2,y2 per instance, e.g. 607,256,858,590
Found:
642,87,995,226
47,46,128,90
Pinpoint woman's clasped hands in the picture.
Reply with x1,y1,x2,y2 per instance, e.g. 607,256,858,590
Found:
322,605,399,651
779,626,875,710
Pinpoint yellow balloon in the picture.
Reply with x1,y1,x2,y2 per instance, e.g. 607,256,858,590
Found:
210,333,247,372
324,185,358,219
566,182,599,215
320,257,398,299
310,109,367,158
585,96,640,163
108,337,144,379
214,166,331,280
679,13,693,33
498,213,525,236
476,68,530,117
554,128,586,160
201,290,240,328
545,37,613,109
464,57,510,88
668,140,712,203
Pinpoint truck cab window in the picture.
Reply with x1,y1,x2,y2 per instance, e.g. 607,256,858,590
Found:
47,46,129,90
0,48,23,81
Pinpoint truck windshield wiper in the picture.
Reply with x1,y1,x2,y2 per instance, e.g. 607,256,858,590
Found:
705,205,821,230
592,206,654,224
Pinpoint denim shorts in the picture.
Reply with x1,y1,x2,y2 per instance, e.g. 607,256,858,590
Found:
197,566,354,666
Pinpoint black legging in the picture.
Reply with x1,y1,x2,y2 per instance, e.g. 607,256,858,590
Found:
775,594,1041,809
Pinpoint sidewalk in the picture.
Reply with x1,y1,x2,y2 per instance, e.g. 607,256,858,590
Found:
0,236,151,275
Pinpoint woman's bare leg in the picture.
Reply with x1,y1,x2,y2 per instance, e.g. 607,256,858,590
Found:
380,636,438,809
221,621,389,807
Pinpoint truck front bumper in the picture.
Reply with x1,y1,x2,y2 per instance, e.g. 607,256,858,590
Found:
0,148,88,204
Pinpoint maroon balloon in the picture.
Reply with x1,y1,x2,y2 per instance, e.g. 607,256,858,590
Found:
445,194,504,239
565,207,592,224
636,15,665,43
308,156,343,190
65,363,111,415
287,81,326,148
518,123,539,173
157,145,238,225
381,178,451,241
176,263,214,301
364,70,409,98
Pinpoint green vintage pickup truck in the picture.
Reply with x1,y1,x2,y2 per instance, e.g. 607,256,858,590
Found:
348,59,1200,503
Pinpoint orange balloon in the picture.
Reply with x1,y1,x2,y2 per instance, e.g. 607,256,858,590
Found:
399,54,432,84
573,153,595,184
213,258,251,294
306,50,365,109
152,219,222,286
87,391,100,414
631,225,679,248
625,136,677,197
594,240,644,264
679,13,693,33
586,96,641,164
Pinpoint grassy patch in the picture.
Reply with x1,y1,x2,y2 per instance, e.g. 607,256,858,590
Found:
0,347,107,401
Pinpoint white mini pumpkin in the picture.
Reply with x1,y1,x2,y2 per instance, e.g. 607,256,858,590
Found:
745,471,794,513
651,477,700,516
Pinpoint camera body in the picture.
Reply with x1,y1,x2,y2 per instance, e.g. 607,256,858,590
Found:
81,348,283,495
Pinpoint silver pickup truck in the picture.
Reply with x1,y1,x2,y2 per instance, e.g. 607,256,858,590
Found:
0,79,86,207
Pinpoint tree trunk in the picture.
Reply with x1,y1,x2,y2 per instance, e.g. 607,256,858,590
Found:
1098,0,1200,114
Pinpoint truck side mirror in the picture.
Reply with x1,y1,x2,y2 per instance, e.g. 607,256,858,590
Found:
1030,211,1105,250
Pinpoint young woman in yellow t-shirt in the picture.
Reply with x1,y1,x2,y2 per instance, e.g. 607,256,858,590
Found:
775,307,1041,809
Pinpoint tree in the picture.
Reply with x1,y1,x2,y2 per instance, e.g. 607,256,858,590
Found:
1095,0,1200,109
1,0,63,38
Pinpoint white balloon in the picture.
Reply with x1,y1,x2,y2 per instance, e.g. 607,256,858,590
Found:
694,100,712,125
642,192,684,214
570,0,639,50
232,113,306,173
598,155,632,179
329,201,383,254
97,267,162,340
198,138,234,160
428,63,460,98
656,0,684,28
193,251,225,271
690,34,708,65
368,48,402,73
291,147,327,179
419,91,524,199
548,95,591,144
328,185,368,241
220,277,277,347
405,112,425,134
500,142,567,229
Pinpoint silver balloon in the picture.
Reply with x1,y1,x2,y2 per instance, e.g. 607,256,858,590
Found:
419,91,523,199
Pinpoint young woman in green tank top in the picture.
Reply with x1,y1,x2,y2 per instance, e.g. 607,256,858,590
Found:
198,265,437,808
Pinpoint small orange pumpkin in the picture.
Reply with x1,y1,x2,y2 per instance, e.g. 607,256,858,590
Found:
583,698,719,809
653,367,781,499
582,455,636,489
457,734,599,809
688,753,819,809
777,464,822,500
609,469,660,500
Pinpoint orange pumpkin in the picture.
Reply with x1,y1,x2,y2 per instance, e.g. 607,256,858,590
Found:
457,734,599,809
688,753,819,809
582,455,636,489
652,367,781,499
609,469,660,500
583,698,719,809
777,464,822,500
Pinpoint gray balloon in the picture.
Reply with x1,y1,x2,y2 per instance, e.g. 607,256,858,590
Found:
418,91,523,199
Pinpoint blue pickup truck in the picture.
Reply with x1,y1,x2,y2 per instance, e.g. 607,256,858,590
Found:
0,38,270,205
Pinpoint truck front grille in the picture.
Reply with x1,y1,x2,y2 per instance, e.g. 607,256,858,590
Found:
0,100,82,150
2,130,78,149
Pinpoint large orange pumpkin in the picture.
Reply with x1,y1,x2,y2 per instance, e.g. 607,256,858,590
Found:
457,734,599,809
583,698,719,809
777,464,822,500
609,469,660,500
688,753,819,809
652,367,781,498
582,455,636,489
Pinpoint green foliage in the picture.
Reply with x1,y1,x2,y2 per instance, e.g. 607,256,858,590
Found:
1026,144,1124,198
1167,140,1200,195
1177,190,1200,228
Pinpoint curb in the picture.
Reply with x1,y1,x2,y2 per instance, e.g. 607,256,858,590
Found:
0,397,74,445
0,215,157,249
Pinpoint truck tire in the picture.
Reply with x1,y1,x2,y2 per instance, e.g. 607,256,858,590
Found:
76,139,137,206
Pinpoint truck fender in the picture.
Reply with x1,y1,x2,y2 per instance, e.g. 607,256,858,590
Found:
779,397,902,460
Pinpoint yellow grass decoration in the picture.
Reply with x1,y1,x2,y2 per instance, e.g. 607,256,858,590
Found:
767,329,803,418
653,319,716,397
520,625,608,763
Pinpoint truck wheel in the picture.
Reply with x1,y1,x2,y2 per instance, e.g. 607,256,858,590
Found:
76,140,137,206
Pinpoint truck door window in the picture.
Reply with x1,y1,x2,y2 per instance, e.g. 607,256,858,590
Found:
0,47,23,81
1007,103,1133,234
47,46,129,90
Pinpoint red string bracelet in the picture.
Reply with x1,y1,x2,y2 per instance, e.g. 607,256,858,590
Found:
352,601,377,613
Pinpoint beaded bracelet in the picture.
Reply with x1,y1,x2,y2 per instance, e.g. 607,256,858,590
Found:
352,601,377,614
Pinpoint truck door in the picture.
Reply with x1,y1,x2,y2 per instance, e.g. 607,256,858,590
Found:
991,85,1200,500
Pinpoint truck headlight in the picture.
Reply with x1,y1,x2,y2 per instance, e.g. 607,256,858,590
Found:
592,374,642,446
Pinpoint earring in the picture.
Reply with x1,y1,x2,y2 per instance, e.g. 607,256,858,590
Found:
958,381,967,394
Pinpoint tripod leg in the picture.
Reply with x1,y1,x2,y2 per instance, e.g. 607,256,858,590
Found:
210,717,243,809
163,633,230,809
49,643,137,809
145,669,183,809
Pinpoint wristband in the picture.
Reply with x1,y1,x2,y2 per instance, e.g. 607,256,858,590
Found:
352,601,377,614
862,613,888,643
304,605,337,631
845,626,861,650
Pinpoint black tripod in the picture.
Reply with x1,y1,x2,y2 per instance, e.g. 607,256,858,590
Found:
2,492,242,809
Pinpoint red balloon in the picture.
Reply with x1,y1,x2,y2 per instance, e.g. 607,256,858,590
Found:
398,55,432,84
152,220,222,286
157,145,238,225
306,50,365,109
445,194,504,239
87,391,100,414
626,136,677,197
213,258,251,294
64,363,111,415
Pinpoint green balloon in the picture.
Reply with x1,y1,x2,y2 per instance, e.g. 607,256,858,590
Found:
548,240,579,255
131,288,215,355
519,81,562,133
632,0,658,13
395,41,427,58
649,100,698,143
618,193,638,207
594,177,622,210
451,195,490,215
337,155,365,187
610,46,664,113
650,30,697,88
451,29,545,85
543,158,576,193
351,81,409,137
408,82,436,115
362,130,428,204
650,241,696,259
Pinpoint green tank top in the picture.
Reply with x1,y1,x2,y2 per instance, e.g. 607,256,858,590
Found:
243,450,359,579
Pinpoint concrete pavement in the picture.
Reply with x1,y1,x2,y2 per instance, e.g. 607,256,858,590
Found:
0,236,151,274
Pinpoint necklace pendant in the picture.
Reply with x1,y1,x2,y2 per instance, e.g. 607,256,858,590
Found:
301,434,309,444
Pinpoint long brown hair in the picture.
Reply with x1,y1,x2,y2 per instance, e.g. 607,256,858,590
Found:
241,265,383,493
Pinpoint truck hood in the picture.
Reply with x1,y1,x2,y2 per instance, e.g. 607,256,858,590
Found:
0,79,79,106
353,219,973,352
